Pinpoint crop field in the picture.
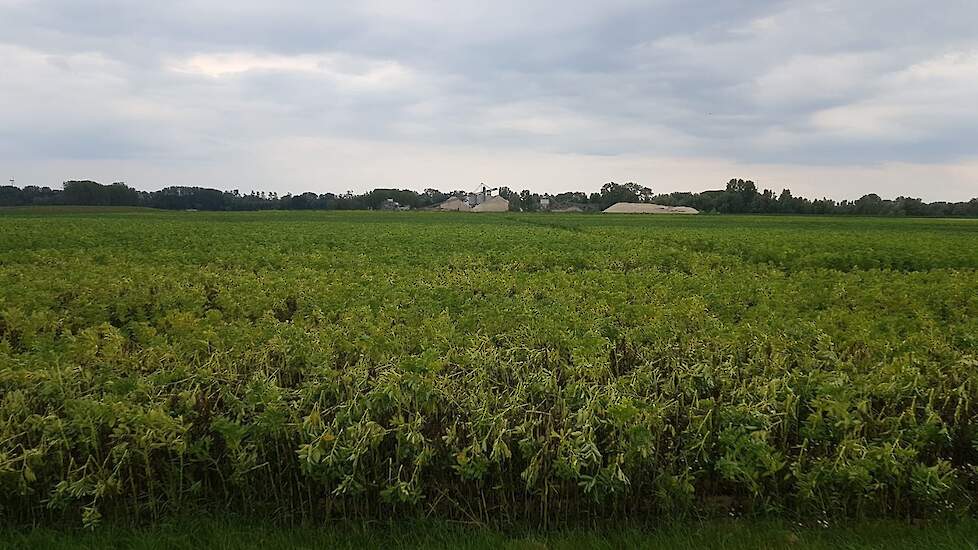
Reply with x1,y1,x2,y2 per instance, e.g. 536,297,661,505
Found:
2,209,978,528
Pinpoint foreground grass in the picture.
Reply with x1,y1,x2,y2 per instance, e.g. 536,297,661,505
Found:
4,519,978,550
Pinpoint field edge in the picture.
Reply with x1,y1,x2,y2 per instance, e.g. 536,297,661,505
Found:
4,517,978,550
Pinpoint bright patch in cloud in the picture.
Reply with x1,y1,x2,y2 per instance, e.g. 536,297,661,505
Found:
170,52,418,91
811,49,978,139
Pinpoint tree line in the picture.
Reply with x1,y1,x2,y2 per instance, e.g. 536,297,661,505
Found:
2,179,977,217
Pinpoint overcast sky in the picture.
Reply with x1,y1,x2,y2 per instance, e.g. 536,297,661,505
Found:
1,0,977,201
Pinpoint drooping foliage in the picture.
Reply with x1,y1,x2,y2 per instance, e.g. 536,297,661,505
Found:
1,211,978,527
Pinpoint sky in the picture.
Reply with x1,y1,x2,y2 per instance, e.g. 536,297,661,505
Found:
1,0,977,202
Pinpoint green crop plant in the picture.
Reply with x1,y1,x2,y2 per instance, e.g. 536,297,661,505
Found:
1,210,977,527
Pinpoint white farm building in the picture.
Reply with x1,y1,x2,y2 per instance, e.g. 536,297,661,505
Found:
435,187,510,212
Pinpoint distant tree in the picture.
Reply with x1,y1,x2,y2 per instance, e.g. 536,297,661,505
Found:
721,179,759,213
149,186,229,210
854,194,884,215
891,196,927,217
812,198,836,215
555,191,587,203
3,178,977,217
62,180,139,206
0,186,27,206
283,192,326,210
422,188,448,206
629,183,655,203
596,182,652,208
751,189,776,213
497,187,522,211
520,191,543,211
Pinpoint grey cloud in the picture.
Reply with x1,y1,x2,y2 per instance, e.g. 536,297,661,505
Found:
1,0,977,195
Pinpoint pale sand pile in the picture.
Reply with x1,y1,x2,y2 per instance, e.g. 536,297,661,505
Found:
471,196,510,212
437,197,470,211
602,202,699,214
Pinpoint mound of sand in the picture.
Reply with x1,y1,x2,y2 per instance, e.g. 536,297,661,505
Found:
471,196,510,212
602,202,699,214
437,197,470,211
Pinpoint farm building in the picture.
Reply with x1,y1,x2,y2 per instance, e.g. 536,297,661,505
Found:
471,196,510,212
379,198,410,211
436,197,471,211
434,184,510,213
603,202,699,214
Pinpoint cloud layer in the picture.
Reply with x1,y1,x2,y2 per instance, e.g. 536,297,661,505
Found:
2,0,977,200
